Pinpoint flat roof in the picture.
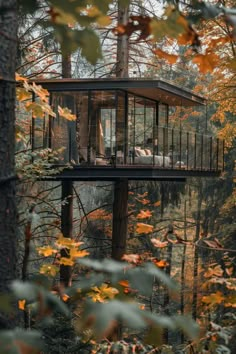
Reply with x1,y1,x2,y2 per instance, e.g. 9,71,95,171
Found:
33,78,206,106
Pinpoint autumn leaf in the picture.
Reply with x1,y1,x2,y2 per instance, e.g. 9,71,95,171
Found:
37,246,57,257
39,264,59,277
151,239,168,248
204,265,224,278
153,259,169,268
202,291,225,306
118,280,130,288
58,105,76,121
16,88,32,101
203,239,222,249
153,201,161,207
56,235,83,249
136,210,152,219
192,52,219,73
136,223,154,234
62,294,70,302
15,73,27,82
88,283,119,302
60,257,75,266
122,254,141,264
154,48,178,64
70,247,89,259
18,300,26,311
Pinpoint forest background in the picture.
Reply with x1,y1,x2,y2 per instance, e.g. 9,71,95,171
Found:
0,0,235,353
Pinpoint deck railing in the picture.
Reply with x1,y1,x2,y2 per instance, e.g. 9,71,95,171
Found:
31,122,224,172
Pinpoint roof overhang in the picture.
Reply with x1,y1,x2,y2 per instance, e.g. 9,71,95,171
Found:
33,78,206,106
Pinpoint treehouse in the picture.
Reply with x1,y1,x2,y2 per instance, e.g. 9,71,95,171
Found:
32,78,224,181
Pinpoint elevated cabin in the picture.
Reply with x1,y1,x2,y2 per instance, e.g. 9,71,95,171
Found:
32,79,224,181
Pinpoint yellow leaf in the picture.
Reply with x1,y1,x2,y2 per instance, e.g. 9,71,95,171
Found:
56,235,83,249
37,246,57,257
18,299,26,311
70,247,89,259
40,264,59,277
202,291,224,306
16,88,32,101
89,283,119,302
136,223,154,234
60,257,75,266
137,210,152,219
58,105,76,121
97,15,111,27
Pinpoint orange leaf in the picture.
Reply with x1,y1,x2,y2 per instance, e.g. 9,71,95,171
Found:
122,254,141,264
153,259,169,268
202,291,225,306
118,280,130,288
153,201,161,207
154,48,178,64
18,299,26,311
136,210,152,219
151,238,168,248
192,52,219,73
136,223,154,234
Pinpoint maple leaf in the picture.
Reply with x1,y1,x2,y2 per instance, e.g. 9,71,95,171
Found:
60,257,75,266
202,291,225,306
192,52,219,73
56,235,83,249
70,247,89,259
15,73,27,82
113,16,152,41
151,238,168,248
122,254,141,264
58,105,76,121
204,265,224,278
89,283,119,302
154,48,178,64
136,223,154,234
136,210,152,219
39,264,59,277
62,294,70,302
37,246,57,257
18,300,26,311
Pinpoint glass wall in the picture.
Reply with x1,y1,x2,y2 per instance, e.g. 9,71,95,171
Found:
40,89,224,171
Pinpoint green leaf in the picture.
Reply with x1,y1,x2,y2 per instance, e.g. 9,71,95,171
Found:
172,316,199,339
11,281,39,302
84,300,146,337
142,263,177,290
0,328,43,354
78,258,128,273
78,28,103,65
44,292,70,317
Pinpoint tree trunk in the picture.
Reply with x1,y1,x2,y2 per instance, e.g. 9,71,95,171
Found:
111,1,130,262
60,55,73,287
0,0,18,329
192,182,202,320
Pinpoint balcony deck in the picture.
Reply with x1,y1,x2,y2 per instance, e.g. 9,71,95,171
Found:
41,164,221,182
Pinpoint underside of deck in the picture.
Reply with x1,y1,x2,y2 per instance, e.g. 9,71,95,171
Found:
42,165,221,182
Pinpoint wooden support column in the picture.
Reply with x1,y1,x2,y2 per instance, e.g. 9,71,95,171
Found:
60,180,73,287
